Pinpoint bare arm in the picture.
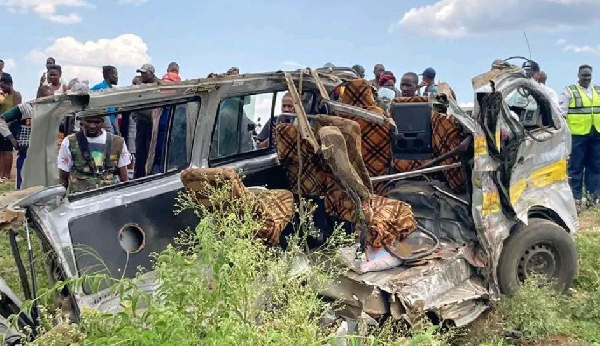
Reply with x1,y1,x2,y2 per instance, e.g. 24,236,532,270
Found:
59,169,69,188
113,116,121,136
118,166,129,183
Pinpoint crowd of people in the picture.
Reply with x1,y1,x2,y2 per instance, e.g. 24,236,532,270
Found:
0,57,598,212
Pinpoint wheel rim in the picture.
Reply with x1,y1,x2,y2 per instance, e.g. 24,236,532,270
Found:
517,243,560,282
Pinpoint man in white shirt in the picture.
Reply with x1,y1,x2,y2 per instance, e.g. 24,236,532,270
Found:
558,65,600,209
58,115,131,193
534,71,560,111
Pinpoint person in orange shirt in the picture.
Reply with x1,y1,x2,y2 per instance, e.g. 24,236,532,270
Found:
162,62,181,82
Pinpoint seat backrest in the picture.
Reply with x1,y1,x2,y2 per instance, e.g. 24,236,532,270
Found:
338,78,393,179
180,167,247,208
275,123,327,196
318,125,371,225
314,115,373,193
275,117,369,223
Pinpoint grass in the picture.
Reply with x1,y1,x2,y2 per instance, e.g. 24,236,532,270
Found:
0,180,599,345
462,209,600,346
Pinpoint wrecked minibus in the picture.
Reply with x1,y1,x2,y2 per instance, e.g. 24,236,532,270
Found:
0,60,578,342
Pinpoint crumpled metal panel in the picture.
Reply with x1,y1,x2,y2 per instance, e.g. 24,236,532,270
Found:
422,276,488,311
393,258,474,311
75,271,159,314
470,67,577,297
439,299,489,327
338,246,489,324
500,79,577,232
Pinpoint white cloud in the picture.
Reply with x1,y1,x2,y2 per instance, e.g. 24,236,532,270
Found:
26,34,151,85
557,39,600,55
546,0,597,3
563,44,600,55
281,61,304,68
2,58,16,72
393,0,599,37
118,0,148,5
459,101,474,109
0,0,93,24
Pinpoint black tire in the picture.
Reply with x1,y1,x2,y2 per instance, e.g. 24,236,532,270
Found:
497,218,578,295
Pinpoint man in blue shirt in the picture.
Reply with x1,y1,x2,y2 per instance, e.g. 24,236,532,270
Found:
91,66,119,134
419,67,439,96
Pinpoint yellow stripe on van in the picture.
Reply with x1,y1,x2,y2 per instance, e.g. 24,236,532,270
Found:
474,136,488,157
495,129,501,151
510,159,567,204
482,191,501,215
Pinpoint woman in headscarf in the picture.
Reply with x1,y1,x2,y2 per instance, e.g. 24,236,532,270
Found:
378,71,400,97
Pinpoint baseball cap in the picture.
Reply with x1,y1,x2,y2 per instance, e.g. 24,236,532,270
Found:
522,60,540,73
137,63,155,74
421,67,436,79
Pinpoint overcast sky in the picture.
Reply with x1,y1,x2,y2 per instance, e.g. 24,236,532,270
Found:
2,0,600,106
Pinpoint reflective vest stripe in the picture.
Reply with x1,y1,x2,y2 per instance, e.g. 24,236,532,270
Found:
568,107,595,114
568,85,584,108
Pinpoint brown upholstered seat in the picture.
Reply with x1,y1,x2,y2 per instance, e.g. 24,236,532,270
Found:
275,123,328,196
338,78,394,193
180,167,294,245
275,115,416,250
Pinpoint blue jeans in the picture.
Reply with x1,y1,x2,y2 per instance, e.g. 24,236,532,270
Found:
16,151,26,190
568,127,600,200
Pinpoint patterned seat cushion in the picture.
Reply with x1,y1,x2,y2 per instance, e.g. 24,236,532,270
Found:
275,123,328,196
340,79,379,109
322,175,356,223
363,195,416,249
180,167,247,208
431,110,466,192
251,189,295,245
337,78,393,178
180,168,294,245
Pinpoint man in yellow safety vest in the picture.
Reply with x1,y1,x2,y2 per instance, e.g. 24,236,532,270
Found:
559,64,600,210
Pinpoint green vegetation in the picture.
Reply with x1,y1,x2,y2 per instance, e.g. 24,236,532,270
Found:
462,221,600,345
0,182,599,345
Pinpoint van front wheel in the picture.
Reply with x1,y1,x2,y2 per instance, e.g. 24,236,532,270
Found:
497,218,578,295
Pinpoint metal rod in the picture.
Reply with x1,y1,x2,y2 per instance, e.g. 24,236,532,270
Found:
322,100,387,125
24,218,40,327
370,163,463,183
431,183,469,206
8,229,32,301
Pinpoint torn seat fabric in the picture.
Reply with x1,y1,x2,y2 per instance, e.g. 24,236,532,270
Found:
180,167,294,245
